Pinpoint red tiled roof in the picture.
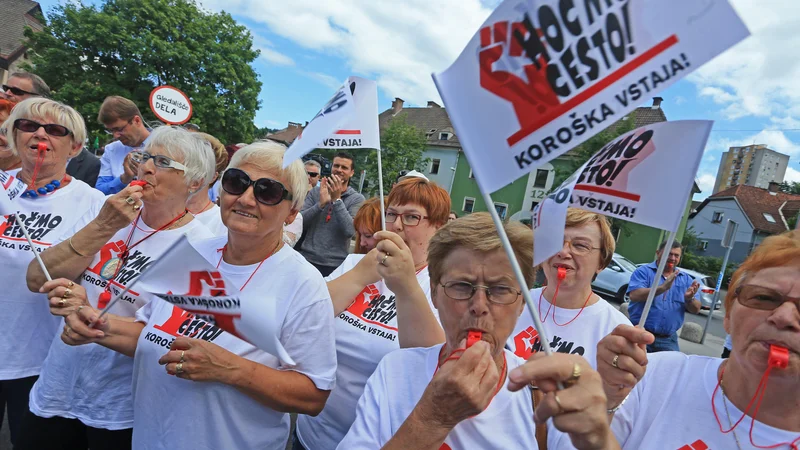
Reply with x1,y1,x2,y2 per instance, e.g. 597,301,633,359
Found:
265,123,304,146
378,106,461,148
695,185,800,234
0,0,43,64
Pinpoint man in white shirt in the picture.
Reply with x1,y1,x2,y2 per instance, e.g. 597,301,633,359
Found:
95,96,150,194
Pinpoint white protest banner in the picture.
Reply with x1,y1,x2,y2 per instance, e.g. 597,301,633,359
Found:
149,86,193,125
282,81,355,168
0,170,26,215
317,77,380,150
133,236,295,365
532,120,712,265
433,0,748,193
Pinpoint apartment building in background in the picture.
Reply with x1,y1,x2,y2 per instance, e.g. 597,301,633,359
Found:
712,144,789,194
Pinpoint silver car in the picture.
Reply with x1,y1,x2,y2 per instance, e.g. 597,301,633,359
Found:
591,253,639,302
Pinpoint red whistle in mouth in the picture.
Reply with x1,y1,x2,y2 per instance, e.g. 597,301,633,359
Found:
130,180,147,187
768,344,789,369
667,263,674,270
37,142,47,153
557,267,567,280
467,331,482,348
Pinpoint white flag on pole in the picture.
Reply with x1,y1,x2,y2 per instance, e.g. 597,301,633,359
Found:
532,120,713,265
0,170,27,215
316,77,381,151
135,236,295,365
282,81,355,168
432,0,748,193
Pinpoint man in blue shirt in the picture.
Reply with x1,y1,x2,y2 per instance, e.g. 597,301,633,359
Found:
627,240,701,352
95,96,151,194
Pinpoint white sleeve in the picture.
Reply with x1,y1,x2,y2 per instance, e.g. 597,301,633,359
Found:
99,147,114,177
324,254,362,282
134,297,158,324
278,295,337,390
336,361,392,449
283,212,302,247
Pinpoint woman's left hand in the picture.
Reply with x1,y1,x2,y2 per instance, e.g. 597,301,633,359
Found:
40,278,91,317
374,231,417,292
159,337,242,383
508,353,616,450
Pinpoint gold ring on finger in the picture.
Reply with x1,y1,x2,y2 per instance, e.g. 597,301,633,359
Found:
564,362,581,387
176,363,184,374
64,288,72,299
612,354,620,369
67,281,74,288
381,254,389,266
125,196,136,205
59,298,67,307
180,350,185,363
133,204,142,211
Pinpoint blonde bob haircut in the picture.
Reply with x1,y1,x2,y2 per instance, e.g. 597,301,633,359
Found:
428,212,534,287
2,97,86,156
564,208,616,269
227,140,309,211
197,132,228,187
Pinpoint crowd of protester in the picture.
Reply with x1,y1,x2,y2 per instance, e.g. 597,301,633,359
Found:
0,73,797,449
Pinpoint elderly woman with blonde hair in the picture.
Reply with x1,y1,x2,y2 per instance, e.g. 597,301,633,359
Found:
0,98,107,447
59,140,337,450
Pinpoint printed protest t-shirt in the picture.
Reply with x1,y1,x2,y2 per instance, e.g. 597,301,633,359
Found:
610,352,798,450
507,287,630,369
131,236,337,449
338,345,554,449
0,179,106,380
296,254,439,450
29,214,212,430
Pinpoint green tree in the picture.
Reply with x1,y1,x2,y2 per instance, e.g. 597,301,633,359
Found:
360,114,428,196
779,181,800,195
23,0,262,144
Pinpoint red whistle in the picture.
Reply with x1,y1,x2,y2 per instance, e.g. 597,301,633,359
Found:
130,180,147,187
768,344,789,369
467,331,482,348
37,142,47,153
557,267,567,280
667,263,674,270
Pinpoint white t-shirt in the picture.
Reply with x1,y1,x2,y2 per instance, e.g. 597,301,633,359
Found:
0,179,106,380
296,254,439,450
338,345,552,449
193,203,226,236
610,352,798,450
283,212,303,247
29,213,212,429
131,236,337,449
507,287,630,369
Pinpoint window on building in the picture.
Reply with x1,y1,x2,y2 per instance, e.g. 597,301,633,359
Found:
439,132,451,140
494,202,508,220
712,211,724,223
463,197,475,213
533,169,549,188
763,213,776,223
698,240,709,251
430,159,440,175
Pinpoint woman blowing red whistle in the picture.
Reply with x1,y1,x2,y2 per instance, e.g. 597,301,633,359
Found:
505,208,630,371
598,230,800,449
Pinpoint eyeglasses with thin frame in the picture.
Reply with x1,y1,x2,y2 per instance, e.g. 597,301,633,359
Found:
561,238,601,256
13,119,72,137
735,284,800,311
105,118,134,135
440,280,522,305
2,84,37,97
221,167,293,206
129,151,187,171
307,171,320,178
385,211,429,227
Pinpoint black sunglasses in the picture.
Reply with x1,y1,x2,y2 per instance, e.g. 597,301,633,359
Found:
221,168,293,206
307,171,320,178
13,119,72,137
2,85,37,97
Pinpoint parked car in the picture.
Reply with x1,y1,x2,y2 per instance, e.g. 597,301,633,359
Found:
592,253,639,302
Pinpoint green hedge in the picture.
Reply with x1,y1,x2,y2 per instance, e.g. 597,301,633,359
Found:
680,252,738,289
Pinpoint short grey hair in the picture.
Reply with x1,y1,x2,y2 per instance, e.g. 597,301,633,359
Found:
304,159,321,171
228,141,309,210
144,126,215,195
1,97,86,156
10,72,51,97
